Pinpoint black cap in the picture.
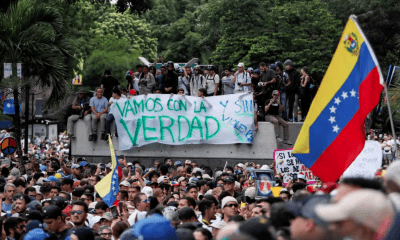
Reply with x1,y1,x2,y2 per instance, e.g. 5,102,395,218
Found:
72,227,95,240
43,205,62,220
26,210,43,222
72,188,85,197
223,176,235,183
178,207,196,221
238,217,273,240
51,196,69,210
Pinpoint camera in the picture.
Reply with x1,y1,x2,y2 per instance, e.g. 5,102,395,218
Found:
79,103,90,119
258,82,263,87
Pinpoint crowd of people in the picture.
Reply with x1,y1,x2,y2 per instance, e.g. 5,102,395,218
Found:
0,148,398,240
66,59,311,144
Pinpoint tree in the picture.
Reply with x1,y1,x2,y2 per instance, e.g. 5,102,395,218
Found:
0,0,75,156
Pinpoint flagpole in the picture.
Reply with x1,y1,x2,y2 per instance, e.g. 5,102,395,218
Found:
384,84,398,160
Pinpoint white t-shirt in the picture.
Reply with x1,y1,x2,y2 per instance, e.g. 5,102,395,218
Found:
128,209,147,226
382,141,392,154
234,72,251,93
205,74,220,95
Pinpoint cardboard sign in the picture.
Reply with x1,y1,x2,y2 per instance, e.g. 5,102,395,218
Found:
342,141,382,179
274,148,315,183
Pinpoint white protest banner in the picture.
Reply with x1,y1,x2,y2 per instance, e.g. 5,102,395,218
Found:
110,93,255,150
274,148,315,183
342,141,382,179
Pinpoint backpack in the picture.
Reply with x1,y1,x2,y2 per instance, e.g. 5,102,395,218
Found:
206,74,221,95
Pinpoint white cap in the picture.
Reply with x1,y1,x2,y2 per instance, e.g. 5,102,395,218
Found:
245,187,256,199
236,163,245,168
141,186,153,197
158,176,169,184
185,160,191,164
89,216,101,228
297,173,306,180
221,196,238,209
119,181,130,187
260,165,270,170
315,189,394,231
89,202,98,209
210,220,227,229
237,62,245,68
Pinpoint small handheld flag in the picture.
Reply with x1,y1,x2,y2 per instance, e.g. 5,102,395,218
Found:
292,15,384,182
95,136,121,207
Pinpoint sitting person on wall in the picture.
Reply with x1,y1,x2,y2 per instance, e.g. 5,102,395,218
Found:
265,90,292,145
89,87,109,141
67,89,91,139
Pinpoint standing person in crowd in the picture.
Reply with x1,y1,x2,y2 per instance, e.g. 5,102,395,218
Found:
161,61,179,94
232,63,252,93
89,87,108,141
251,69,261,93
284,59,301,122
300,66,311,121
125,71,134,92
67,89,91,139
155,69,163,89
275,62,291,120
189,66,206,96
105,88,123,140
205,65,220,96
100,70,120,100
259,62,277,113
222,68,234,95
382,137,393,165
265,90,292,145
178,68,190,95
138,65,156,95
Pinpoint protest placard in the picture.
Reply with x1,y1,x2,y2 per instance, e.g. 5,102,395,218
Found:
110,93,255,150
342,141,382,179
274,148,315,183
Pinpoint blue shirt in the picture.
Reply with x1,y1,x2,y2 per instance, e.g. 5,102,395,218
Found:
89,96,108,113
2,202,12,213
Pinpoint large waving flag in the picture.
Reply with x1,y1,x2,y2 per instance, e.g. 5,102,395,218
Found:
95,136,122,207
292,15,384,182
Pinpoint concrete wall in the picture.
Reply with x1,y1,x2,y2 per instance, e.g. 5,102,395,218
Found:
71,120,302,167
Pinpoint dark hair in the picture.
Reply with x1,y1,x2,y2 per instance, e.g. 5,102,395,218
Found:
136,64,143,69
182,197,196,209
24,187,36,195
125,75,133,81
113,222,130,239
161,66,166,70
95,201,109,211
292,182,307,193
194,228,213,240
71,200,88,213
60,191,71,201
341,178,383,191
82,193,94,202
119,190,128,200
160,164,169,176
4,217,22,236
40,183,53,194
62,178,74,188
13,194,31,204
198,200,214,216
259,62,266,67
112,88,121,96
301,66,309,74
154,87,162,92
159,183,171,192
218,191,231,203
148,171,160,181
104,70,112,75
133,193,146,208
198,88,207,96
13,179,26,188
270,202,292,229
149,196,159,210
177,88,185,93
84,185,95,193
256,197,284,206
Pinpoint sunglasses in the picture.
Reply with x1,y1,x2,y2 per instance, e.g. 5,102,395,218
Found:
80,198,87,201
71,211,83,215
101,233,112,237
216,184,224,187
142,199,151,203
224,203,238,208
13,196,24,201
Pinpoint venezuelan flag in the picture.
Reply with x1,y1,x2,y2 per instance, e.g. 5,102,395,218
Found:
292,15,384,182
95,136,122,207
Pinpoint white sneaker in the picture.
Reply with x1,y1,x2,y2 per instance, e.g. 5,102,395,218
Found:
276,137,283,142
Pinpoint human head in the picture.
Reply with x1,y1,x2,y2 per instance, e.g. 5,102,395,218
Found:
112,88,121,99
95,87,104,99
4,183,16,202
43,205,65,233
104,70,111,76
4,217,25,239
133,193,150,212
70,226,95,240
198,88,207,97
98,225,112,240
186,184,198,200
178,197,196,210
198,200,216,220
14,194,30,213
71,200,88,227
95,201,109,216
221,196,239,220
284,59,293,70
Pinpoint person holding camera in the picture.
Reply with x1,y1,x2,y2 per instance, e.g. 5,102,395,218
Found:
265,90,292,145
275,61,291,120
232,63,252,93
67,89,91,139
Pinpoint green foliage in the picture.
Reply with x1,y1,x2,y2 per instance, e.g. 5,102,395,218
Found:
83,35,142,87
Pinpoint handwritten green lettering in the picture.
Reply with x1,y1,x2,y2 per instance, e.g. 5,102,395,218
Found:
142,116,157,141
159,116,175,142
205,116,220,139
190,116,203,139
178,115,191,141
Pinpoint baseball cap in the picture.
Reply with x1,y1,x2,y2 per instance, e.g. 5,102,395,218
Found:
72,227,95,240
163,206,179,222
158,176,169,184
120,229,136,240
236,163,245,168
51,196,69,211
297,173,306,181
178,207,196,221
47,176,58,182
315,189,393,231
223,176,235,183
106,163,112,169
245,187,256,200
26,200,42,212
254,69,260,74
174,161,182,167
238,62,245,68
221,196,238,209
119,181,130,187
178,177,186,183
285,195,331,228
100,212,113,222
71,164,80,169
89,216,101,228
210,220,226,229
239,217,273,240
39,165,47,171
80,161,88,167
43,205,62,220
272,90,280,95
141,186,153,197
185,160,191,164
126,70,133,75
24,228,49,240
133,214,177,240
129,89,137,96
26,210,43,222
